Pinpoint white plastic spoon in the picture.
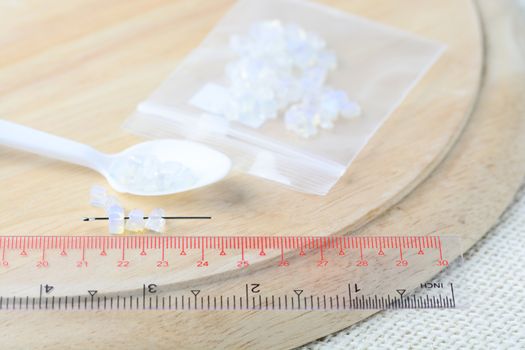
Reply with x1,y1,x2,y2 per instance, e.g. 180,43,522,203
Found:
0,120,231,196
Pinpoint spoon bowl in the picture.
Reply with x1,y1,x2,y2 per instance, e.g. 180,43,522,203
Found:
105,139,232,196
0,120,232,196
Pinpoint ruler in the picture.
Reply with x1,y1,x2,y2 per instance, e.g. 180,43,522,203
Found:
0,235,460,311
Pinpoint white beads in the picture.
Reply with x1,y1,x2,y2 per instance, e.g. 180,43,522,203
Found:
109,155,196,194
89,185,125,233
89,185,107,208
284,103,318,138
104,196,121,214
89,185,166,234
218,20,361,137
283,87,362,136
126,209,145,232
107,204,125,235
145,208,166,234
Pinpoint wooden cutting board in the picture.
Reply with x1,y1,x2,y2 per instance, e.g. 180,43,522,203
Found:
6,0,524,349
0,0,480,236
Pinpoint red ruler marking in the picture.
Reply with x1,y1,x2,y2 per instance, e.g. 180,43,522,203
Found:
0,236,454,251
0,235,455,269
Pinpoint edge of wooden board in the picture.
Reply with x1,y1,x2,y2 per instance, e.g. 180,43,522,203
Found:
0,0,524,349
0,0,483,242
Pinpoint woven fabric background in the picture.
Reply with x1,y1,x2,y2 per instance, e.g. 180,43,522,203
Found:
302,184,525,349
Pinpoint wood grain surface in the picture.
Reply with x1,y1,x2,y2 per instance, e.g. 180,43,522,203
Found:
0,0,480,237
2,0,524,349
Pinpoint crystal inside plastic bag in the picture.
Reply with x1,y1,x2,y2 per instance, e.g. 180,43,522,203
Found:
217,20,361,137
126,0,445,195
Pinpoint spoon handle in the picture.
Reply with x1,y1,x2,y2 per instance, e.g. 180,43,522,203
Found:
0,119,107,170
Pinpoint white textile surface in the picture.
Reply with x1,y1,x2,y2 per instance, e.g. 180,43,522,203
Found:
303,184,525,349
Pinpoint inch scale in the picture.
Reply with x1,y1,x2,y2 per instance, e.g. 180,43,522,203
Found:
0,235,461,311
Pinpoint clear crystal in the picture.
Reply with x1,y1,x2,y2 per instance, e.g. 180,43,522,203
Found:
104,196,122,214
89,185,107,208
107,204,125,235
126,209,145,232
222,20,360,135
284,23,308,50
292,45,317,70
300,67,327,95
307,32,326,51
284,104,318,138
341,100,362,119
320,89,341,115
145,208,166,234
109,155,196,194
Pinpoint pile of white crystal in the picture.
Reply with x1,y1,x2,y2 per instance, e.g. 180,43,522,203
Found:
220,20,361,138
109,154,196,194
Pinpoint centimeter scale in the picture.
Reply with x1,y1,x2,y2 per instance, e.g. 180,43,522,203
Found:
0,235,460,311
